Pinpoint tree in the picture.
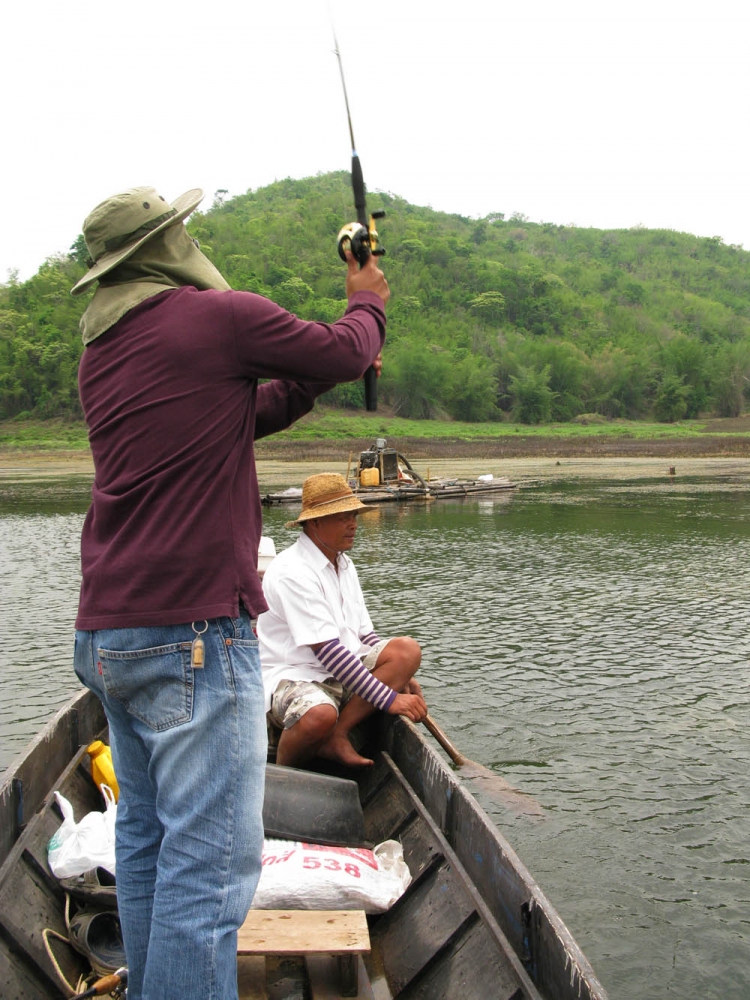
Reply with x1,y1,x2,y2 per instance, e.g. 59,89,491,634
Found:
68,234,90,266
509,366,555,424
516,340,588,421
588,346,650,418
653,374,689,422
447,352,500,422
710,341,750,417
274,277,313,311
380,341,454,418
469,291,505,324
660,335,709,418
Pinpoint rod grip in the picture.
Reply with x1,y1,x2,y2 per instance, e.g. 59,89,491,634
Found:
364,366,377,411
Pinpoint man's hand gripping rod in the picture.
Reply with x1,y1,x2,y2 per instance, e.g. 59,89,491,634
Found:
333,33,384,411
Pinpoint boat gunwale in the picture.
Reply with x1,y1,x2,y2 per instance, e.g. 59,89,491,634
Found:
368,747,546,1000
378,714,609,1000
0,688,105,868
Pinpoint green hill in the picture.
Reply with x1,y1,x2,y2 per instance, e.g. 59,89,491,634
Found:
2,171,749,424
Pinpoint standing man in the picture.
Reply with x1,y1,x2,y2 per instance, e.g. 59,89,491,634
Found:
71,187,388,1000
259,473,427,768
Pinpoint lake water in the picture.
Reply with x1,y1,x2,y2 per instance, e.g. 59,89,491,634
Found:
1,464,749,999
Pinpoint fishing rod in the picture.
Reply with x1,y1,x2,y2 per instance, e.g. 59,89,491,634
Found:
333,30,385,412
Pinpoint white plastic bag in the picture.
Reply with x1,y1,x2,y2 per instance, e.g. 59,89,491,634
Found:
47,785,117,878
252,838,411,914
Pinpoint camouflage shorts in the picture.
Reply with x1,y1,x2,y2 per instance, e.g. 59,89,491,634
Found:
268,638,391,731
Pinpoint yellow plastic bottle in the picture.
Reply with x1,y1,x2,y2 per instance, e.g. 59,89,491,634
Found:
86,740,120,802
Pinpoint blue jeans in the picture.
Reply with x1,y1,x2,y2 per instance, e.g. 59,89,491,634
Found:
74,610,266,1000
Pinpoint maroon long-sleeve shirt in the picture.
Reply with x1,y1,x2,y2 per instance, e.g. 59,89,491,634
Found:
76,286,385,630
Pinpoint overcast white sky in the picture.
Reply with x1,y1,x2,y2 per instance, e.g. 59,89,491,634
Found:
2,0,747,282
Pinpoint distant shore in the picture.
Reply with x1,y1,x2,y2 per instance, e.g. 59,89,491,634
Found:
2,444,750,487
255,434,750,462
4,427,750,465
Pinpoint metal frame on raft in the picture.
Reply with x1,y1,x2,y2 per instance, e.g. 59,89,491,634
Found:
348,440,517,501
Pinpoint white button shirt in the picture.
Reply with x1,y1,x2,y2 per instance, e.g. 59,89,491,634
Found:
258,532,374,711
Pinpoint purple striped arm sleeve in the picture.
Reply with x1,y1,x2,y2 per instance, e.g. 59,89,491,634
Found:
360,631,381,647
315,639,396,711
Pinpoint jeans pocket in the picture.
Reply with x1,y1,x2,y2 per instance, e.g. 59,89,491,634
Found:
97,642,194,731
230,636,259,652
224,636,262,702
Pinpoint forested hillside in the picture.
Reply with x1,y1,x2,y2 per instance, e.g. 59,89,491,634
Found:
2,171,749,423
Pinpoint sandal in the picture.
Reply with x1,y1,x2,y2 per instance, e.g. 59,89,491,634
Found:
59,867,117,909
67,908,126,977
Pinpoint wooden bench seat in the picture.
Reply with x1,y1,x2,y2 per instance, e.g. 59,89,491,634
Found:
238,909,371,998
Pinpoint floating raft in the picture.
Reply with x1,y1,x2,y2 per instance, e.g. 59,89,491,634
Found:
262,441,517,506
262,475,516,506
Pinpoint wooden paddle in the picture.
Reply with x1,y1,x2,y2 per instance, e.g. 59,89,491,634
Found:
422,714,545,819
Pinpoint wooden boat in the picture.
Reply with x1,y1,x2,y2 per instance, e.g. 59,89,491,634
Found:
262,440,516,507
0,689,608,999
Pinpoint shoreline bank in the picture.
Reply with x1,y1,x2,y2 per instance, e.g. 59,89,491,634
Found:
2,449,750,486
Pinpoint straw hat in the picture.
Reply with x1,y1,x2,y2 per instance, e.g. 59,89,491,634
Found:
285,473,369,527
71,187,204,296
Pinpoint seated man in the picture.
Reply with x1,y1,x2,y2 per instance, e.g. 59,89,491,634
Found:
258,472,427,767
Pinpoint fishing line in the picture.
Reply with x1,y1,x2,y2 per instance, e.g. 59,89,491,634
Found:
327,0,384,410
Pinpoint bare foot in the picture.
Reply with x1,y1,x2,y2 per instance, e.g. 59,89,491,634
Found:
318,733,373,768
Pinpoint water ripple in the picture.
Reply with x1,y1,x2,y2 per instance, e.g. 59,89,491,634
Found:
4,476,750,999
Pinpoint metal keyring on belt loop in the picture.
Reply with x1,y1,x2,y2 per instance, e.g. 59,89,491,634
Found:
191,620,208,637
